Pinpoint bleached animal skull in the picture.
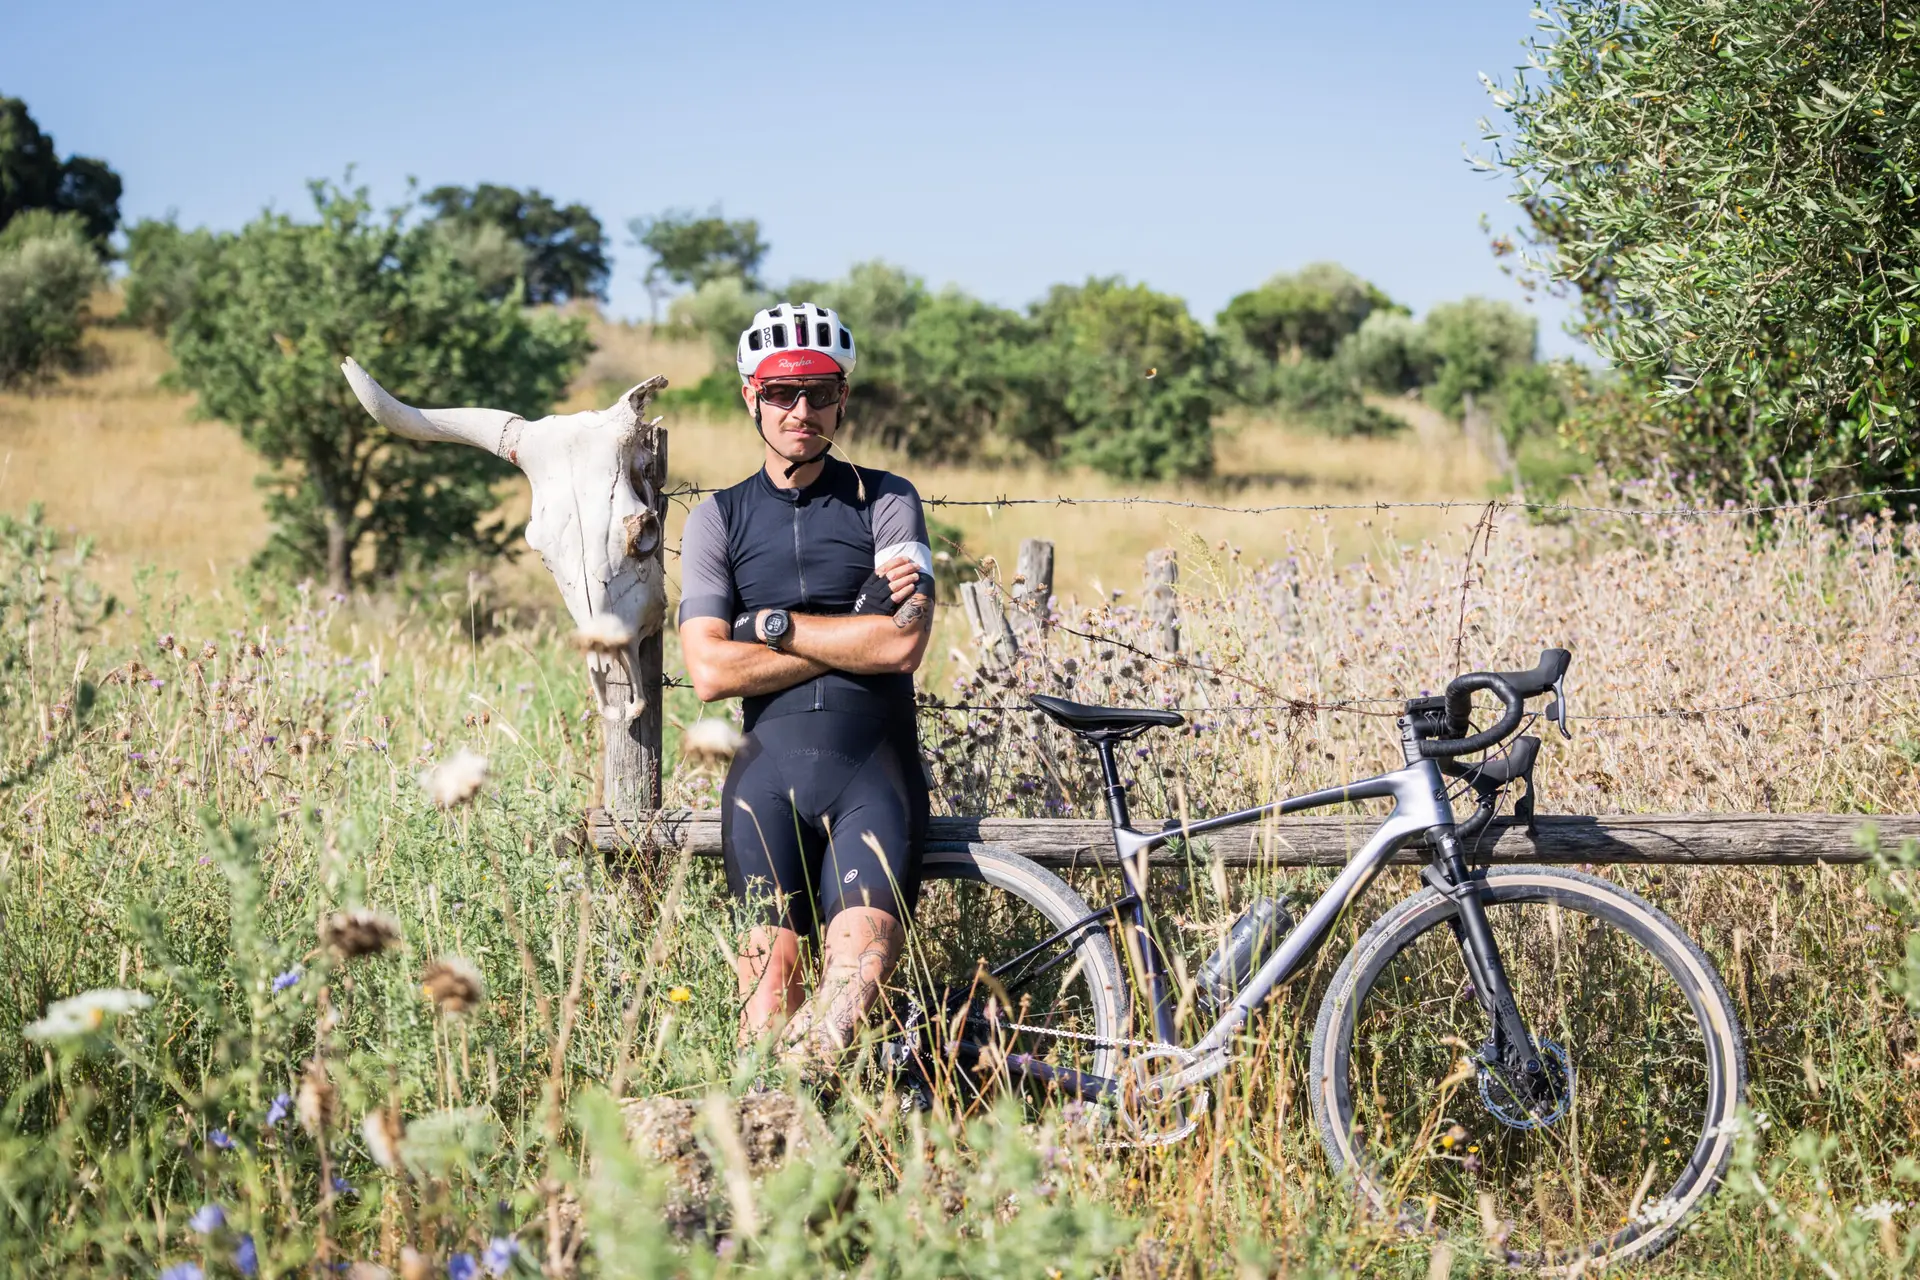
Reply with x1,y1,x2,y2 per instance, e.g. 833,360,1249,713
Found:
341,359,667,721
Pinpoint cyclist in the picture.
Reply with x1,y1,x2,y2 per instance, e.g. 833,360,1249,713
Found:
677,302,935,1077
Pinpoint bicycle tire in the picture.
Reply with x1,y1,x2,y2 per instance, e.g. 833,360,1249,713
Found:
899,844,1132,1092
1310,865,1747,1273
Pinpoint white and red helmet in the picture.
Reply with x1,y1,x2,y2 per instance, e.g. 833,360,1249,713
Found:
736,301,858,381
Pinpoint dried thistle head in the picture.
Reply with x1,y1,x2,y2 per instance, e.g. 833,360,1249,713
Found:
297,1059,335,1136
421,957,485,1016
398,1248,431,1280
419,748,488,809
362,1107,405,1174
572,612,635,655
680,718,744,771
319,907,402,959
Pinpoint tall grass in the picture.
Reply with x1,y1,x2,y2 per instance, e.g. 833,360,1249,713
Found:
4,471,1920,1275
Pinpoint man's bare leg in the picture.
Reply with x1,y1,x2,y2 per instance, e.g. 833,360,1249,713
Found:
777,907,902,1074
737,925,807,1046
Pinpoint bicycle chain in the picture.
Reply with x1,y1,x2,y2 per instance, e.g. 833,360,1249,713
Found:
973,1012,1171,1053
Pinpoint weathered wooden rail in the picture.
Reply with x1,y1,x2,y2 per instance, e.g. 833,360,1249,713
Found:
589,809,1919,867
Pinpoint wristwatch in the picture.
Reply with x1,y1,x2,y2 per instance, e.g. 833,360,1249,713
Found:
760,608,792,651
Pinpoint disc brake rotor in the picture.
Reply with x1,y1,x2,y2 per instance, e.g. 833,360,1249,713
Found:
1479,1037,1573,1131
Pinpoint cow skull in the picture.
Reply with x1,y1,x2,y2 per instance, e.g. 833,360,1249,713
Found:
340,358,667,722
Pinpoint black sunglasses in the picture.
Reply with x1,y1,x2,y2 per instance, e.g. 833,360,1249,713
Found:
756,377,845,410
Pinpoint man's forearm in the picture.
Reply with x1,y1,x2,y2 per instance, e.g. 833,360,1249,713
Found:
784,601,929,674
687,637,830,700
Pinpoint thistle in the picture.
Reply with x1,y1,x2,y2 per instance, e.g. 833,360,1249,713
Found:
421,957,485,1016
419,748,488,809
318,908,401,959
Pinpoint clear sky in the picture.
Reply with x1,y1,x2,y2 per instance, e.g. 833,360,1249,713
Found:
2,1,1578,355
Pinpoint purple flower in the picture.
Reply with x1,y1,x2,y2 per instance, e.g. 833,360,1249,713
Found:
187,1203,226,1233
331,1175,356,1197
149,680,165,690
160,1264,203,1280
481,1237,518,1277
265,1093,291,1126
207,1129,234,1151
135,788,153,800
234,1234,257,1277
271,968,301,994
447,1253,478,1280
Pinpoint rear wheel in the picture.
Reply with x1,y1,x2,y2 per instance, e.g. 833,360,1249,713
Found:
893,845,1131,1100
1310,866,1746,1272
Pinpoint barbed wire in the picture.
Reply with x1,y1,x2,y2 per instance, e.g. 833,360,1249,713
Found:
663,482,1920,520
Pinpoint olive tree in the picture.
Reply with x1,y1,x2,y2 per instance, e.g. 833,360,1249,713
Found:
1487,0,1920,497
169,182,590,590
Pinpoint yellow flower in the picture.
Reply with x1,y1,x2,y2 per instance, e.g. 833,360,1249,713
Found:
667,986,692,1003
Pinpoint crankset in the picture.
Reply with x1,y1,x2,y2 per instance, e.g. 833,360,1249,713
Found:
1108,1046,1209,1149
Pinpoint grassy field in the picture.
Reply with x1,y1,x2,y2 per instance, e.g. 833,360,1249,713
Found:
2,313,1918,1277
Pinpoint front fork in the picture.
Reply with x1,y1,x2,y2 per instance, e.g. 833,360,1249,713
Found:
1423,827,1558,1106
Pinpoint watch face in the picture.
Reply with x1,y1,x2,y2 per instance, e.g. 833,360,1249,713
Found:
764,611,789,638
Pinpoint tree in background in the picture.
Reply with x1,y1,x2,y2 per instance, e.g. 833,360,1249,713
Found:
1489,0,1920,499
0,96,121,252
1218,262,1398,363
420,183,609,304
629,207,767,319
169,182,591,591
1419,296,1536,417
120,217,224,335
0,210,104,386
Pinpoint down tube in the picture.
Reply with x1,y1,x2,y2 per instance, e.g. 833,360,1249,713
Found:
1184,810,1432,1062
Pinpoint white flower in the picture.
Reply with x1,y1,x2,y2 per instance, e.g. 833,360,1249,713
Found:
420,749,488,808
1632,1196,1684,1228
571,613,634,654
362,1109,405,1174
680,718,744,770
24,988,153,1042
1852,1200,1906,1222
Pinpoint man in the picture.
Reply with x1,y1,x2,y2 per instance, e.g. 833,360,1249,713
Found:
677,301,934,1077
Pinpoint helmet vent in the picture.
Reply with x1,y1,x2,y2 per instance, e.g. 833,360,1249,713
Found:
771,323,788,347
816,322,831,346
839,328,852,349
748,330,762,351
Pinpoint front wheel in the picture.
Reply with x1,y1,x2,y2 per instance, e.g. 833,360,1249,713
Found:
1311,866,1747,1273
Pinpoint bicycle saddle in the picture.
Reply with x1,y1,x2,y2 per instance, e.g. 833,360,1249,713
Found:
1028,693,1185,737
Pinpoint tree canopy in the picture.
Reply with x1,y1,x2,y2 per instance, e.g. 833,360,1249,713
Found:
0,95,122,251
421,183,609,304
1218,262,1399,362
629,208,768,315
1489,0,1920,496
170,182,590,590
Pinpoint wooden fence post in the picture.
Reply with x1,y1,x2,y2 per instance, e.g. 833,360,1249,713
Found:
1145,548,1179,655
602,426,668,812
960,579,1020,667
1010,538,1054,637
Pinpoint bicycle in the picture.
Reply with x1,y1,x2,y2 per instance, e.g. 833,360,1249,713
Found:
890,650,1748,1272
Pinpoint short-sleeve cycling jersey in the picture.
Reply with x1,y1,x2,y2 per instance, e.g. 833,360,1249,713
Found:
678,456,934,935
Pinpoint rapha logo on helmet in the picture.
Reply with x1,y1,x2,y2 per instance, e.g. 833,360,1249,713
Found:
772,357,817,374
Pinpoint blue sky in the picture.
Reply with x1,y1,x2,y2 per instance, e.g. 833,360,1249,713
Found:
4,1,1578,356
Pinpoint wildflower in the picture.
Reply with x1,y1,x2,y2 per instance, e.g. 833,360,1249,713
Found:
266,1093,292,1127
399,1247,432,1280
160,1264,203,1280
188,1203,226,1234
481,1237,519,1277
420,749,488,809
271,967,302,994
208,1129,234,1151
23,987,152,1042
680,719,744,770
363,1108,405,1174
447,1253,479,1280
1853,1200,1906,1222
297,1060,336,1136
421,957,486,1016
234,1234,258,1277
319,908,401,959
1441,1124,1467,1149
667,986,692,1003
1632,1196,1683,1228
571,613,634,654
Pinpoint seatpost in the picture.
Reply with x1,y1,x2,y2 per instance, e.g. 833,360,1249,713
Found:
1095,739,1133,829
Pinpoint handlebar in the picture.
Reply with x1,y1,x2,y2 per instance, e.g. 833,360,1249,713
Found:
1414,649,1572,760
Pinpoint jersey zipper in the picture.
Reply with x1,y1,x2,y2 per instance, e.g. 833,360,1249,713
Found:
792,501,821,710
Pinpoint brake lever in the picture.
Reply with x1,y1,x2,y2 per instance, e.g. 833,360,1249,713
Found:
1546,676,1572,740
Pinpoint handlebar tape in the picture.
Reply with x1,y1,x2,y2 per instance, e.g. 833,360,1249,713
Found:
1418,672,1526,759
1487,648,1572,699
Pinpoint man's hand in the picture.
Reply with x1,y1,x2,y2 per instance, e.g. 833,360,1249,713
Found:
876,554,924,608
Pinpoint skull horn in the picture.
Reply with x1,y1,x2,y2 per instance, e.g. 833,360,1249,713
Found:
341,358,523,457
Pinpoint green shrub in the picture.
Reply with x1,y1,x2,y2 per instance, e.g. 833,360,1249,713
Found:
1421,296,1536,417
1335,310,1435,393
1266,358,1403,437
0,214,103,386
1217,262,1398,363
120,217,224,336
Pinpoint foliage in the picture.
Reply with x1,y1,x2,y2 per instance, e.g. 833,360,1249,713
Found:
0,94,122,251
630,207,768,316
1488,0,1920,502
1334,309,1436,394
421,183,610,304
1217,262,1398,363
0,210,105,386
120,216,225,336
167,180,591,590
1419,295,1536,417
1264,359,1402,437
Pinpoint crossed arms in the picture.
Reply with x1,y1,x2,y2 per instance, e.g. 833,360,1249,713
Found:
680,554,933,703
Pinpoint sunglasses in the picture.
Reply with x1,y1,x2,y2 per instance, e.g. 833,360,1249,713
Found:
755,377,845,410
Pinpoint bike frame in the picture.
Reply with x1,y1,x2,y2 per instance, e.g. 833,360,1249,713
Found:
952,715,1552,1105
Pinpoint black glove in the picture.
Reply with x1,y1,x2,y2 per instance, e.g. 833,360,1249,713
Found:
731,611,757,642
852,571,901,615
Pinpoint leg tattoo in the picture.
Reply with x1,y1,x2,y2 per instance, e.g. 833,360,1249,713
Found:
779,910,902,1076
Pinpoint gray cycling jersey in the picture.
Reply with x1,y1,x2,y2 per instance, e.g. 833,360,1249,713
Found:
678,456,934,728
